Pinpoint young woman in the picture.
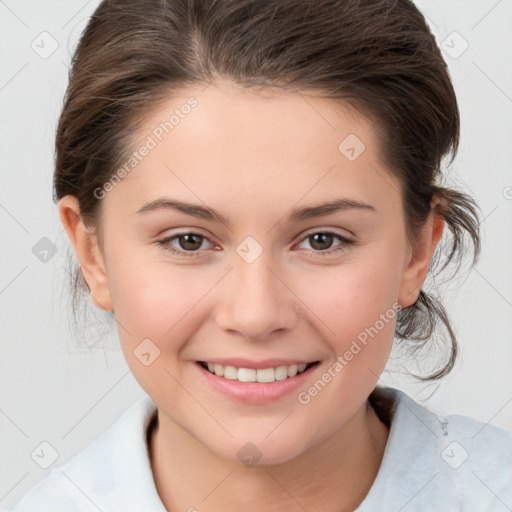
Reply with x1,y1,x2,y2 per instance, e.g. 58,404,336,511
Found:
6,0,511,511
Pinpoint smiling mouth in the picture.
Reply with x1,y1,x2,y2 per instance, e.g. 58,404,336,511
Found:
197,361,319,383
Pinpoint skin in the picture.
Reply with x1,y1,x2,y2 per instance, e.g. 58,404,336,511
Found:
59,81,444,511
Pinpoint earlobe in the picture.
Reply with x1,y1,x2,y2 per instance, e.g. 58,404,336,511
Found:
58,195,114,312
398,198,445,308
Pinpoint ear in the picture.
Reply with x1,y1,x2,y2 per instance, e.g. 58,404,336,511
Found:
58,195,114,312
398,195,445,308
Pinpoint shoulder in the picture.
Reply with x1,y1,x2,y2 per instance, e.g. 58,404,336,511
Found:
358,386,512,512
439,409,512,504
4,396,165,512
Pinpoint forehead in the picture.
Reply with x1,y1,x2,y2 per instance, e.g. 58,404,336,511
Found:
106,82,399,219
135,81,380,159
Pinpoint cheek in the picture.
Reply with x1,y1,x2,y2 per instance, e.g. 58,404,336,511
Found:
291,249,403,374
289,255,402,433
302,256,400,331
105,261,202,405
104,227,208,330
104,248,224,380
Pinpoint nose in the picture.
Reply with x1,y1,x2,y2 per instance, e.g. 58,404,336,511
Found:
214,250,299,341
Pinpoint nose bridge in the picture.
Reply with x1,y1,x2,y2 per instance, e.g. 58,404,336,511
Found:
216,241,298,339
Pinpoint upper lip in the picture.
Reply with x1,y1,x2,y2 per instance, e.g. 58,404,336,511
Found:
197,358,318,369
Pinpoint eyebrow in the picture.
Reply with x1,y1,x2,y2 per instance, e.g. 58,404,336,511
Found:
135,197,376,227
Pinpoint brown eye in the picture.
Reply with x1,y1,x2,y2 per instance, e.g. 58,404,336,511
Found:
157,232,214,258
308,233,335,251
176,234,204,251
296,230,355,257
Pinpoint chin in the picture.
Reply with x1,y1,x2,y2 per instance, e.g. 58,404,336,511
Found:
206,432,312,467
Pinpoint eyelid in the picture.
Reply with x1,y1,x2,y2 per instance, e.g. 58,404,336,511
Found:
157,226,353,246
157,227,357,262
156,230,218,259
156,228,219,246
294,229,354,249
300,225,352,237
295,226,356,245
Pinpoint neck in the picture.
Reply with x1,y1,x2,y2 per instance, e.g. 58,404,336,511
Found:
148,399,389,512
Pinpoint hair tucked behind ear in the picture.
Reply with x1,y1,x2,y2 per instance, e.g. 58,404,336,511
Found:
54,0,481,379
392,184,481,381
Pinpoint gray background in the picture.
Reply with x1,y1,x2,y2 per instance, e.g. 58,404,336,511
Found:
1,0,511,507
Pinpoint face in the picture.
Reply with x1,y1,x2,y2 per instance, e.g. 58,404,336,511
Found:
62,81,440,465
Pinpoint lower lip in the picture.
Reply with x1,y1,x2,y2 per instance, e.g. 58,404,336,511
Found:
194,362,320,404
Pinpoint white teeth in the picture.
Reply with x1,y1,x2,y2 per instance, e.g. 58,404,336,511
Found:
256,368,274,383
287,364,298,377
202,362,312,382
224,365,238,380
275,366,289,381
238,368,256,382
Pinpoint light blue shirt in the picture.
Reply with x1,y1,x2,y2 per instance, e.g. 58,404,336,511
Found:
4,387,512,511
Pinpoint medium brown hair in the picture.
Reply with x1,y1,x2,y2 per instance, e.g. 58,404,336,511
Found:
54,0,480,380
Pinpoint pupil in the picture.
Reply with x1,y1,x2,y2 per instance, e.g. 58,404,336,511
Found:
180,234,202,250
311,233,332,250
177,234,334,251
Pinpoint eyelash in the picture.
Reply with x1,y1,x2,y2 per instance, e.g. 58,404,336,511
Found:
156,230,355,259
